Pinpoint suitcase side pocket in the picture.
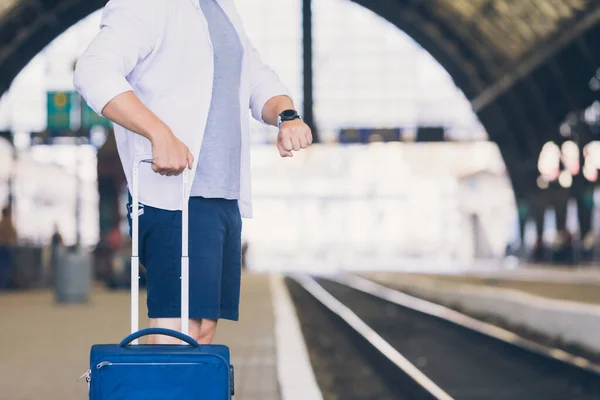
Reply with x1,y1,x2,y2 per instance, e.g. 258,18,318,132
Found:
93,360,228,399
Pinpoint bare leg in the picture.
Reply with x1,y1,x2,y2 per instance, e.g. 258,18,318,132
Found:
146,318,218,345
189,318,218,344
147,318,182,344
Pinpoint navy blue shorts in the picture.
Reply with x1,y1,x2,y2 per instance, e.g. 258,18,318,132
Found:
127,196,242,321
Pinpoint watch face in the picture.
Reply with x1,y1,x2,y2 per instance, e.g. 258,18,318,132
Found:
281,109,297,118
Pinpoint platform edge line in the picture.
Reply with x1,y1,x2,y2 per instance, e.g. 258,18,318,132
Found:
270,273,324,400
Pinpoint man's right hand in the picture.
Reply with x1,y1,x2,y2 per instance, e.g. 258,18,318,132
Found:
98,91,194,176
151,130,194,176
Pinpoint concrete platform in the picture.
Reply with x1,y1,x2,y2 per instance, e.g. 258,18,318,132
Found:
0,271,320,400
365,265,600,305
362,266,600,354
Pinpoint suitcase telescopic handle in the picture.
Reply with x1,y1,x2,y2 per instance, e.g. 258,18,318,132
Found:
131,155,190,345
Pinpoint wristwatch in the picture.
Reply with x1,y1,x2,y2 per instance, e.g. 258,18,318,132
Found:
277,109,301,128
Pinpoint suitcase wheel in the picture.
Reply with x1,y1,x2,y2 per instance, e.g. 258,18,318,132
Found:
230,365,235,396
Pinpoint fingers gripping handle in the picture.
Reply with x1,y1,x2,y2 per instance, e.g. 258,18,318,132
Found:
131,155,190,344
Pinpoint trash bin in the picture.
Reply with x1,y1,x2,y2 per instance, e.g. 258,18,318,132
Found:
106,251,132,290
55,246,92,304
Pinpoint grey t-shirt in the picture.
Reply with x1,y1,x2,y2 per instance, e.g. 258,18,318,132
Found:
190,0,243,199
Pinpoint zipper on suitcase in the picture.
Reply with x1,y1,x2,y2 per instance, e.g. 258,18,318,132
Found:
97,361,204,369
78,369,91,381
78,369,92,393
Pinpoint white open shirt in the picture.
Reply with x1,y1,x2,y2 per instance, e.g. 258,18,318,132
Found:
74,0,291,218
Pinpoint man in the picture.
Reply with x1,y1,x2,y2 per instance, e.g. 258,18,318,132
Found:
74,0,312,344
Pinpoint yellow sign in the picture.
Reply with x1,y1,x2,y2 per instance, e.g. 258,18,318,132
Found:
54,92,68,108
47,91,72,131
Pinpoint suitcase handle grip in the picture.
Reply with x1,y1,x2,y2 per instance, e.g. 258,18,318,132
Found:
120,328,199,348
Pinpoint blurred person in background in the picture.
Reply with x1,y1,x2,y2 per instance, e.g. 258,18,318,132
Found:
49,224,63,286
74,0,312,344
0,207,17,289
241,240,248,270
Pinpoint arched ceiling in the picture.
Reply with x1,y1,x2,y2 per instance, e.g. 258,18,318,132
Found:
1,0,599,198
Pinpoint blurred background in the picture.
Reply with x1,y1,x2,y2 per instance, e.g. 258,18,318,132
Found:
1,0,600,399
4,0,598,287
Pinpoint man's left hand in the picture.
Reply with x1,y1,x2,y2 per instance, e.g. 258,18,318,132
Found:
277,119,313,158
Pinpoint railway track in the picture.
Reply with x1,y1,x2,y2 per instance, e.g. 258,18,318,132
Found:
287,274,600,400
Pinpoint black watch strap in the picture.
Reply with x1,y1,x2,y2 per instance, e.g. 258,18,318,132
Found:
278,109,301,127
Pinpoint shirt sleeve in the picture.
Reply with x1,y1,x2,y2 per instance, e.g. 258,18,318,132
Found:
73,0,158,115
245,40,293,125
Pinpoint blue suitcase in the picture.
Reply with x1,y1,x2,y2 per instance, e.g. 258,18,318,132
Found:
85,156,235,399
